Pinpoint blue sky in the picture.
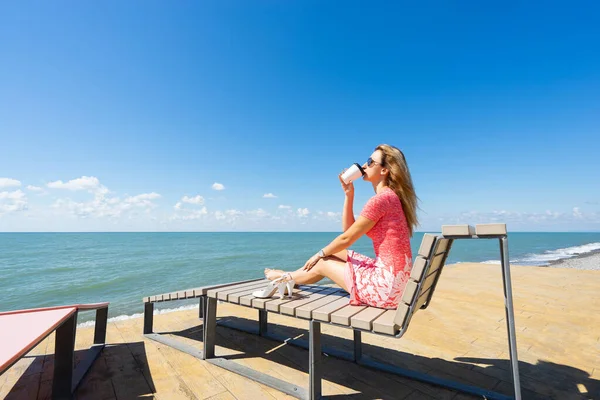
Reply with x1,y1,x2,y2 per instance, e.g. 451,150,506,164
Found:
1,1,599,232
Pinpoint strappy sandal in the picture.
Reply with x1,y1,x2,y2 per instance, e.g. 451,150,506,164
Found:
277,272,295,299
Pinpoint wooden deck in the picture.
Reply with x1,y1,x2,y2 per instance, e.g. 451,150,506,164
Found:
1,263,599,399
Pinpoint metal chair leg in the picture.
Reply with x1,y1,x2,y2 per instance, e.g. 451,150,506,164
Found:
309,320,322,400
203,297,218,359
143,302,154,334
52,312,77,400
499,236,522,400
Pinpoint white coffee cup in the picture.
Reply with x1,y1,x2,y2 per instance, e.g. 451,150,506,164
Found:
341,163,365,184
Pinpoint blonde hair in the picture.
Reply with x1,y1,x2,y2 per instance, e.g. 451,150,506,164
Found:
375,144,419,236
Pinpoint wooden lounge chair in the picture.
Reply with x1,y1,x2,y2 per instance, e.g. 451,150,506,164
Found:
0,302,109,400
142,223,521,400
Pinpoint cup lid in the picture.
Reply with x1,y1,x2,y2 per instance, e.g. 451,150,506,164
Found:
353,163,366,176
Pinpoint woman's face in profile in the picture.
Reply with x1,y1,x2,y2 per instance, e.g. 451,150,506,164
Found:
362,150,384,182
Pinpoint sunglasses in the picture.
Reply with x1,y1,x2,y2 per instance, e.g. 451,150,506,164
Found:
367,157,383,167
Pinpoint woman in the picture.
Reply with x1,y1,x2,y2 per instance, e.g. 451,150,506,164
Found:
264,144,418,309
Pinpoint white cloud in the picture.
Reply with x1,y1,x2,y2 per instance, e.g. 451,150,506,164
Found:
124,193,161,208
278,205,291,209
172,194,210,221
47,176,108,196
212,183,225,191
52,191,161,219
0,190,28,215
327,211,340,218
248,208,270,218
0,178,21,188
181,195,205,205
26,185,44,192
263,193,277,198
440,208,600,226
297,208,310,217
48,176,160,219
178,207,208,220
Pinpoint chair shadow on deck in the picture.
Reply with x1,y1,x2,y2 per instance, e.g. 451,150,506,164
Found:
3,342,156,400
161,315,598,400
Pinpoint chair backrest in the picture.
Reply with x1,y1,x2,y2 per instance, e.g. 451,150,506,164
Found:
393,233,454,336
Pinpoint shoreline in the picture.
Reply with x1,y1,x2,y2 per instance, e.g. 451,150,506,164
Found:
546,248,600,270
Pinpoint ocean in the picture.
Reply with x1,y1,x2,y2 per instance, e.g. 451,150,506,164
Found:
1,232,600,324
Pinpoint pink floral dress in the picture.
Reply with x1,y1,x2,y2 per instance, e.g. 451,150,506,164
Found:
344,187,413,309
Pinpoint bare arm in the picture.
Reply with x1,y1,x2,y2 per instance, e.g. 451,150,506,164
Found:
324,216,375,256
342,195,355,232
338,173,355,232
303,216,375,270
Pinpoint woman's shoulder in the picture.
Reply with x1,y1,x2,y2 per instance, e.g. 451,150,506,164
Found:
369,187,397,207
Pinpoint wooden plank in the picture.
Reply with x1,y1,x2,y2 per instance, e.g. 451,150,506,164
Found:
312,296,352,322
402,281,419,305
409,256,428,281
441,224,475,236
428,252,446,275
239,292,277,308
392,303,410,327
242,284,318,309
433,238,450,255
417,234,437,257
279,287,343,316
419,269,440,295
207,280,269,300
476,223,507,236
265,285,330,313
350,307,387,331
371,310,398,335
228,284,277,304
296,291,349,319
216,281,270,301
144,278,265,303
330,305,367,326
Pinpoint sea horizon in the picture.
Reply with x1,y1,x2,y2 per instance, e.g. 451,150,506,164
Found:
2,231,600,327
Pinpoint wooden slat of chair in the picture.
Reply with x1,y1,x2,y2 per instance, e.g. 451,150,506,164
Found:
428,252,446,274
393,303,410,327
219,281,269,301
279,287,342,316
409,256,428,281
245,285,318,309
417,234,437,257
330,304,367,326
422,267,441,289
441,224,475,236
434,238,450,255
401,280,419,305
371,310,398,335
207,280,268,300
312,296,352,322
350,307,387,331
228,284,273,304
415,287,431,310
475,223,507,235
296,291,349,319
265,285,330,312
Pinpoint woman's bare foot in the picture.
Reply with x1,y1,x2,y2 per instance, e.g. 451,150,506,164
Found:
264,268,284,280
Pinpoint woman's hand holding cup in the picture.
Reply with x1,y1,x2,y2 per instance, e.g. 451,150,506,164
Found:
339,171,354,197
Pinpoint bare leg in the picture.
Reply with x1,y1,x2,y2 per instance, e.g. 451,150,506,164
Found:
265,250,349,291
264,268,284,280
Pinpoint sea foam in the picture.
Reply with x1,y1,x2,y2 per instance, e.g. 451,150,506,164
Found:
77,303,200,328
